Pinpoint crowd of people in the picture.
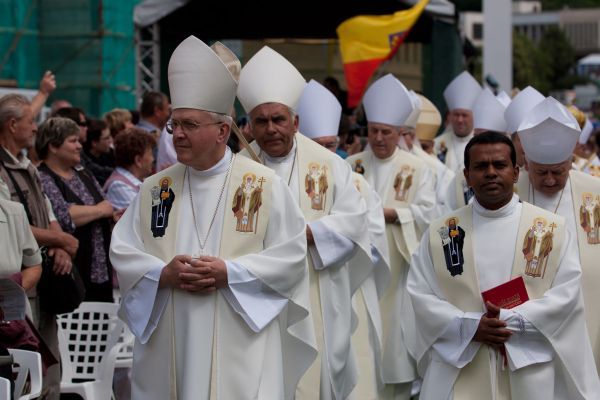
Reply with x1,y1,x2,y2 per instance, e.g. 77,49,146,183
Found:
2,35,600,400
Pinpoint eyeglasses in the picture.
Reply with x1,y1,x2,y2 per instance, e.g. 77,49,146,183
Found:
166,119,222,134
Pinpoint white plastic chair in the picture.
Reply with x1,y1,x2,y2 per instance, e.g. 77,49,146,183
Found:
0,377,11,400
112,289,133,369
57,302,124,400
8,349,42,400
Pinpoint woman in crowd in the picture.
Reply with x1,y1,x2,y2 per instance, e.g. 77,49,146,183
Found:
104,108,134,138
36,117,114,302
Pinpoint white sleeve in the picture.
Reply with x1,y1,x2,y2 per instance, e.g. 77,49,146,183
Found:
110,194,171,343
432,312,483,368
121,267,170,344
308,219,356,270
404,165,437,232
220,261,287,332
45,195,57,222
500,308,554,371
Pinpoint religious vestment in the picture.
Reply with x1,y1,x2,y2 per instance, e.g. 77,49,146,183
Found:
408,195,600,400
411,144,455,215
515,169,600,372
348,172,391,400
573,154,600,178
434,129,474,210
241,132,372,400
110,148,316,400
346,147,436,396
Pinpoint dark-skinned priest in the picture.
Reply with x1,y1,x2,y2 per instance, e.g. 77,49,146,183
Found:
407,131,600,399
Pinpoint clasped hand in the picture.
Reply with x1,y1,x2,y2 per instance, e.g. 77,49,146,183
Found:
472,302,513,348
160,255,228,293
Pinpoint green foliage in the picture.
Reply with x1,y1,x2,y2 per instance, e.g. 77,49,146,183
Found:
513,27,586,93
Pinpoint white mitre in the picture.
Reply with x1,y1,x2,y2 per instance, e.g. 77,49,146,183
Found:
496,91,511,107
363,74,413,127
416,94,442,141
168,36,237,114
579,118,594,144
237,46,306,113
517,97,581,164
504,86,544,134
473,87,508,132
297,79,342,139
443,71,481,111
404,90,423,129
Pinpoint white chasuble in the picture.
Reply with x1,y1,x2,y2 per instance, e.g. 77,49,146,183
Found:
348,172,391,399
242,132,372,400
412,144,456,216
516,170,600,373
408,195,600,400
110,150,316,400
346,148,436,388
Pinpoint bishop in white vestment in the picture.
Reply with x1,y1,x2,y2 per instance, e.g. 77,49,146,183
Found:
297,80,392,399
237,48,371,400
346,74,437,399
110,37,316,400
408,131,600,400
515,96,600,373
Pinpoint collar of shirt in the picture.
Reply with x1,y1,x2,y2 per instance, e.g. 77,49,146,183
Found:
473,193,519,219
0,146,30,169
137,119,160,134
115,167,143,188
189,147,232,178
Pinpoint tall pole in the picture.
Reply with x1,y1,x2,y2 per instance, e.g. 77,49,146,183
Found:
483,0,512,92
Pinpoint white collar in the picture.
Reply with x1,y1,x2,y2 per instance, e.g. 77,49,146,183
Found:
473,193,519,219
189,147,233,178
262,137,297,165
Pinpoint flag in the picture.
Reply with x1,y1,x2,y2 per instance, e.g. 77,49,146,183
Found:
336,0,429,108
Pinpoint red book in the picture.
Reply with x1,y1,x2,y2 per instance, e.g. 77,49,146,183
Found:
481,276,529,315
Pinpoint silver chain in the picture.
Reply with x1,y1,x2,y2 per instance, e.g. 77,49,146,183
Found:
186,154,235,255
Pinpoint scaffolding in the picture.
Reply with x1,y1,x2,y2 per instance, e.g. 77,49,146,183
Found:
135,22,160,105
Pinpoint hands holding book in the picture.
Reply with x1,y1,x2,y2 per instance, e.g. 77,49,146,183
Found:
473,301,513,348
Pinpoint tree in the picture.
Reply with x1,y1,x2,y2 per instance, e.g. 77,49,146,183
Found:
513,32,550,93
538,26,578,90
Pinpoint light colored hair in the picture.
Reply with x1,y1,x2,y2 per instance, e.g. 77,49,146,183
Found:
103,108,132,136
0,94,30,130
208,111,233,127
35,117,79,160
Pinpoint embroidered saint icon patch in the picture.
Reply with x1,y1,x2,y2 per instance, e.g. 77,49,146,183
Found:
393,165,414,202
523,217,555,278
305,162,329,211
354,159,365,175
232,173,264,233
438,217,465,276
580,192,600,245
150,176,175,238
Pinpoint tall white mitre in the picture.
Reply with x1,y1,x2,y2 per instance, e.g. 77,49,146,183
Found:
579,118,594,144
416,94,442,141
517,97,581,164
363,74,414,127
504,86,545,134
496,91,511,107
403,90,423,129
237,46,306,113
168,36,237,114
473,87,508,132
297,79,341,139
443,71,481,111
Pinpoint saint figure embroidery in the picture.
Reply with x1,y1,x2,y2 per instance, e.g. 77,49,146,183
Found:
232,173,264,233
150,177,175,238
354,159,365,175
590,165,600,178
580,192,600,245
523,217,555,278
461,178,474,204
393,165,414,202
438,217,465,277
305,162,328,211
437,141,448,164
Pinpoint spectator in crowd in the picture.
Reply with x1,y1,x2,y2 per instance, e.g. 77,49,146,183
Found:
31,71,57,118
55,107,113,185
104,128,156,212
137,91,170,139
0,198,42,351
36,117,114,303
49,99,72,115
104,108,134,138
324,76,352,115
0,94,78,400
83,119,115,183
